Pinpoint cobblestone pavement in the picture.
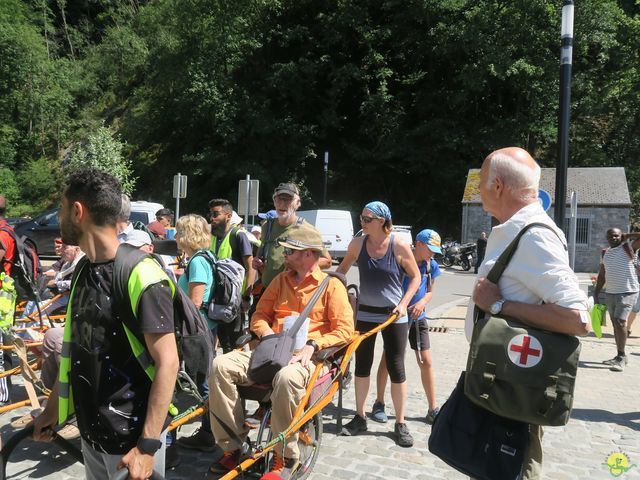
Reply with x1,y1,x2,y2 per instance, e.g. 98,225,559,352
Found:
1,279,639,479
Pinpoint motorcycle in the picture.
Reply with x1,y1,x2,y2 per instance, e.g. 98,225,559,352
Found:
441,241,477,271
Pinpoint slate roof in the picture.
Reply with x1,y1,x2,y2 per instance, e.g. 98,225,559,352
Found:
462,167,632,206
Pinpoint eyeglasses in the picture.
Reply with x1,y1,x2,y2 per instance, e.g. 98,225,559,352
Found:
360,215,382,224
283,247,298,256
209,211,226,219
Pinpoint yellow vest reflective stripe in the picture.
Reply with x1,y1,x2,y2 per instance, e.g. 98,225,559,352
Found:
59,258,177,425
0,273,16,328
210,229,234,260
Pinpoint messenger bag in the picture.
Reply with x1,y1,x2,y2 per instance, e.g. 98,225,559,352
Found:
247,274,332,384
465,222,582,426
428,372,529,480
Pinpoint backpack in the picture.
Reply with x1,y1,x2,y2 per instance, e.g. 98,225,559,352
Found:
0,226,42,301
112,244,215,385
132,220,158,240
187,251,245,324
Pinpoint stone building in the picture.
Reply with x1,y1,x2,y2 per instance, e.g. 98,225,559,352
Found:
461,167,632,273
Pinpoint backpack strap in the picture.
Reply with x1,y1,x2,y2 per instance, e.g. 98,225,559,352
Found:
186,250,217,306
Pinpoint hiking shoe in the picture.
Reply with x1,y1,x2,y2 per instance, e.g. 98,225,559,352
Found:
425,407,440,425
394,422,414,447
209,449,241,475
262,452,299,479
610,357,626,372
56,424,80,440
177,428,217,452
245,405,266,429
370,400,388,423
603,355,628,366
165,444,181,469
341,414,367,436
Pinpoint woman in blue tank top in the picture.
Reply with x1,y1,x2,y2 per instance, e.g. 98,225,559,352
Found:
336,201,420,447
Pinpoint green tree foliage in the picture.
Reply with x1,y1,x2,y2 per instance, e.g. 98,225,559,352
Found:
66,126,136,195
1,0,639,229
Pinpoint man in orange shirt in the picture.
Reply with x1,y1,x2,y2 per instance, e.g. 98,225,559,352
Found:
208,222,354,478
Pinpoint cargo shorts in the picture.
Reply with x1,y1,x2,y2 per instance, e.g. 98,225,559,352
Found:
605,292,639,323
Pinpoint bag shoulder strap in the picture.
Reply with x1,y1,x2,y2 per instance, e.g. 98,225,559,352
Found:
286,274,332,338
486,222,564,284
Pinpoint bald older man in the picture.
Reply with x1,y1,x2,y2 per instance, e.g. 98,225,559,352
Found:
466,147,590,480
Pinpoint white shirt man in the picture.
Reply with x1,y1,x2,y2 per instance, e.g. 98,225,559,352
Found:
468,147,589,480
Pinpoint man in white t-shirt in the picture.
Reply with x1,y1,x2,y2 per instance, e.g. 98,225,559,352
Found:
467,147,590,480
593,228,640,371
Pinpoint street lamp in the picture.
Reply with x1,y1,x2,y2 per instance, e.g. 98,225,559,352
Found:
553,0,574,228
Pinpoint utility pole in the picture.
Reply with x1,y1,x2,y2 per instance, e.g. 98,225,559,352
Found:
323,151,329,207
553,0,574,228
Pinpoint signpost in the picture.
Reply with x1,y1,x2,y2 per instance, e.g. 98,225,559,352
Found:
173,173,187,220
238,175,259,225
538,189,552,212
568,191,578,270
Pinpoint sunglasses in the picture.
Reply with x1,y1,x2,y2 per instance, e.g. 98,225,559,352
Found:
360,215,382,224
209,211,226,219
283,247,299,256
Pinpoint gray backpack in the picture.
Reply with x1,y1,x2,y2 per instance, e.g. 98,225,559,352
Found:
188,251,245,324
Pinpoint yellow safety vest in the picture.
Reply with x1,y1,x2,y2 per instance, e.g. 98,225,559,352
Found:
0,273,16,329
58,258,176,424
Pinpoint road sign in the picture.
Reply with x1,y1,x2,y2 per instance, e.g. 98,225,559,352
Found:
238,178,259,216
538,189,552,212
173,174,188,199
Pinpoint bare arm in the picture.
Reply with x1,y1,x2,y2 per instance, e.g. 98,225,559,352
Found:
336,236,363,275
188,282,206,309
621,232,640,252
473,277,589,336
393,240,420,317
120,331,179,479
593,263,605,303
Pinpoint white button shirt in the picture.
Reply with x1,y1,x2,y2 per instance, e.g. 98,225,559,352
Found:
465,202,590,341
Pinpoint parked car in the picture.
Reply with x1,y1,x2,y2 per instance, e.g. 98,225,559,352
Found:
130,201,165,225
296,209,354,261
15,201,165,256
13,208,61,256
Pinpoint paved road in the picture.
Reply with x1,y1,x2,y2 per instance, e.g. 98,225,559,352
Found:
2,268,639,479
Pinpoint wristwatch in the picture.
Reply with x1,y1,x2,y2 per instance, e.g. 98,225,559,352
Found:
489,299,506,315
137,437,163,455
306,340,319,352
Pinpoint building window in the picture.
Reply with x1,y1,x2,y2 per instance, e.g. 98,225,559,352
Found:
563,217,590,246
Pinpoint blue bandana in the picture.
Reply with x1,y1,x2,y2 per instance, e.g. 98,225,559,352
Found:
364,201,392,220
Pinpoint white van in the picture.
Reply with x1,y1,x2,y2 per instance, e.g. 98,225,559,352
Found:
296,209,354,261
130,201,165,225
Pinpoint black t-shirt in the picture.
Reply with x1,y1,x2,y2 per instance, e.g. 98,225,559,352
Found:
69,260,174,454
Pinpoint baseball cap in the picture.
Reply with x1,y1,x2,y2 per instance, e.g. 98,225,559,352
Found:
273,182,300,197
415,229,442,254
258,210,277,220
251,225,261,234
124,229,153,247
277,223,324,251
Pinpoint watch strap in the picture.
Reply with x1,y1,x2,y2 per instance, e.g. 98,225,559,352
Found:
137,437,163,455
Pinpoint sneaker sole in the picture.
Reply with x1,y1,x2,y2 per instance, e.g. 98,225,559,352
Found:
341,426,367,436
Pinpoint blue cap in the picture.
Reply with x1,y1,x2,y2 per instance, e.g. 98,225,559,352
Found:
258,210,277,220
415,229,442,254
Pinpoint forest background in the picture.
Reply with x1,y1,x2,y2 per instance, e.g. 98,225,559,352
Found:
1,0,639,237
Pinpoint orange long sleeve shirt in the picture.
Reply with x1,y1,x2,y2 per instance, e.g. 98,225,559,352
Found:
251,267,354,350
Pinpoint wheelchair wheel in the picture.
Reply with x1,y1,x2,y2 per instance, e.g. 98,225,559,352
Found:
292,412,322,480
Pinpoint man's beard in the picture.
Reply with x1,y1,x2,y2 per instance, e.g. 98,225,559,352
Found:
60,221,82,246
278,205,296,222
212,220,229,236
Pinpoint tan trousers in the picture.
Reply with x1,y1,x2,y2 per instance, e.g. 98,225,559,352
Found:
209,350,324,460
522,424,543,479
